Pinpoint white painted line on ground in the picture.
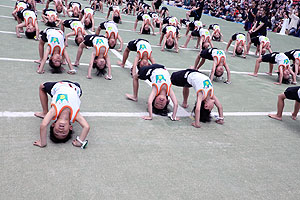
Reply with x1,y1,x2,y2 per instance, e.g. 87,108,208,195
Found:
0,57,278,76
0,111,292,118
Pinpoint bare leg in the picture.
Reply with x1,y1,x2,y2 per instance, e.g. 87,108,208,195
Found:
182,87,189,108
117,47,130,67
34,84,49,118
126,76,139,101
267,63,273,75
292,101,300,120
268,93,286,120
249,58,262,76
181,34,192,48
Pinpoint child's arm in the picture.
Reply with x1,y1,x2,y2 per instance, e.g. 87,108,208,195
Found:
16,22,26,38
220,33,224,42
243,44,247,58
33,108,56,147
174,37,179,53
140,21,145,34
289,67,297,84
91,17,95,32
132,54,140,75
225,39,232,51
212,95,224,124
74,42,86,66
275,67,284,85
224,62,231,83
87,51,96,79
209,59,218,81
161,35,167,51
63,50,75,74
150,23,155,35
95,26,101,35
168,88,179,121
37,47,50,74
117,34,123,52
142,87,156,120
158,33,164,45
149,56,155,64
65,31,76,46
232,42,237,57
72,113,90,147
258,44,263,58
35,21,39,40
192,92,203,128
104,55,112,80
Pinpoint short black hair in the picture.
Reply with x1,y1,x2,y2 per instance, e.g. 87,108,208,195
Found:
214,66,223,77
25,31,35,39
84,21,92,29
141,27,150,34
165,41,175,49
192,102,211,123
49,59,62,73
151,96,170,116
235,48,243,55
277,72,290,84
108,40,116,49
113,16,120,23
49,125,73,143
93,58,107,76
212,35,221,41
46,21,57,27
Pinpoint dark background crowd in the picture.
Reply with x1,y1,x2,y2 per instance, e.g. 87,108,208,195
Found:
170,0,300,37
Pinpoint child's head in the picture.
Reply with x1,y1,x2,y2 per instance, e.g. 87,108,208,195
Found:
75,34,84,46
93,56,107,76
113,15,120,23
235,45,243,55
192,100,213,123
108,37,116,49
50,121,73,143
46,21,57,27
152,95,170,116
141,24,150,34
214,65,224,77
73,8,79,17
202,42,210,49
49,54,63,68
212,32,221,41
56,5,63,13
165,38,174,49
261,48,266,55
282,69,291,83
139,58,150,68
84,18,92,29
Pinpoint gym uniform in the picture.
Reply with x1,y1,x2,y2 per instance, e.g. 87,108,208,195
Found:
138,64,172,96
258,36,270,48
162,16,178,27
69,1,81,10
63,19,85,35
142,13,151,23
200,48,226,64
81,7,94,18
284,86,300,102
153,0,162,10
162,25,178,38
231,33,246,46
285,49,300,61
83,35,109,57
40,28,65,56
209,24,221,41
171,69,214,99
15,1,30,12
99,21,119,39
43,81,82,123
17,9,37,25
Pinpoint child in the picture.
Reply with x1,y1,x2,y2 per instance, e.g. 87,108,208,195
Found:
79,7,95,31
61,19,86,46
67,1,81,18
152,0,162,13
15,9,39,39
12,1,30,20
181,28,213,51
126,64,179,120
225,33,247,58
158,25,179,52
34,81,90,148
159,16,179,34
247,35,272,57
180,19,203,36
208,24,223,42
117,39,155,68
268,86,300,121
95,21,123,51
149,12,161,29
90,0,103,12
248,52,297,85
45,0,66,16
73,35,112,79
193,48,231,83
139,13,156,35
36,28,76,74
285,49,300,76
106,5,122,23
171,69,224,128
42,9,62,27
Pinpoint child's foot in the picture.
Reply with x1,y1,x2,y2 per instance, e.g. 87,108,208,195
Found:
34,112,46,119
268,114,282,121
125,94,137,102
181,103,188,108
265,72,272,76
34,60,41,64
117,61,125,68
292,113,297,120
180,45,186,48
248,73,258,77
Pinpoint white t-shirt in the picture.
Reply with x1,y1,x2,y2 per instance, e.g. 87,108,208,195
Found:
150,68,172,96
136,40,152,59
187,72,214,99
105,21,118,39
275,53,290,70
46,29,65,56
92,36,109,57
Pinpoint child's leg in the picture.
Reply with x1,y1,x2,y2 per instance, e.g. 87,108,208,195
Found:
249,57,262,76
268,93,286,120
181,34,192,48
182,87,189,108
35,40,45,62
117,47,130,67
268,63,274,75
133,19,138,31
126,76,139,101
292,101,300,120
34,84,49,118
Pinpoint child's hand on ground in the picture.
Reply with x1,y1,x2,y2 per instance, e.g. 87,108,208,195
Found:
105,75,112,80
72,139,81,147
192,122,201,128
33,140,46,147
142,116,152,120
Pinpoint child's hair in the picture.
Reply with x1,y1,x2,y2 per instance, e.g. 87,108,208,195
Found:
165,41,175,49
93,57,107,76
141,27,150,34
108,41,116,49
49,125,73,143
277,71,290,84
192,102,211,122
214,69,223,77
25,31,35,39
212,35,221,41
49,59,63,73
84,22,92,29
46,21,57,27
151,96,170,116
113,16,120,23
235,48,243,55
74,35,80,46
